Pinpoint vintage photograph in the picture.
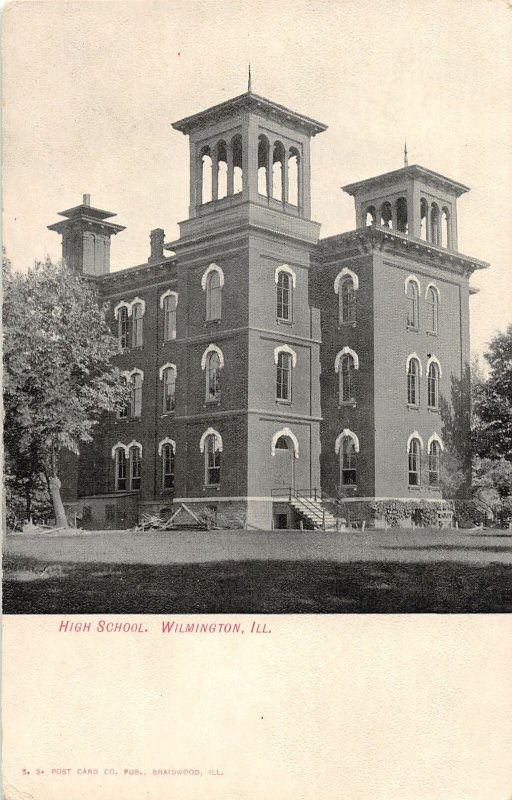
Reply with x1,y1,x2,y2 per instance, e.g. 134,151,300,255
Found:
3,1,512,615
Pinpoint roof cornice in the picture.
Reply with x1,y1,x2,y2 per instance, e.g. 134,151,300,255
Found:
318,226,489,275
172,92,327,137
342,165,470,197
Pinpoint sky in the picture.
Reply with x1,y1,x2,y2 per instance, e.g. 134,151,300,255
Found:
2,0,511,357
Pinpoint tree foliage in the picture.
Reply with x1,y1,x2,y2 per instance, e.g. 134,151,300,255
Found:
3,257,128,527
473,324,512,461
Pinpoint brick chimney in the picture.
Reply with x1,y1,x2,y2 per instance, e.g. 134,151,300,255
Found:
149,228,165,263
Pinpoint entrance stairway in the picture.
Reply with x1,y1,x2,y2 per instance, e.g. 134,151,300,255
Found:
273,488,338,530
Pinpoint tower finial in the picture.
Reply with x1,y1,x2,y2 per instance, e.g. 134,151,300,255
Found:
248,63,252,93
404,140,408,167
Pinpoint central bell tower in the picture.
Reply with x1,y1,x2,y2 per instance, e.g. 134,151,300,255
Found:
169,90,327,529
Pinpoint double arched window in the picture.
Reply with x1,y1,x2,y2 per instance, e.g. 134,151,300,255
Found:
114,297,146,349
119,369,143,419
202,264,224,322
407,434,422,486
406,355,421,406
113,441,142,492
159,364,176,414
200,428,222,486
334,268,358,324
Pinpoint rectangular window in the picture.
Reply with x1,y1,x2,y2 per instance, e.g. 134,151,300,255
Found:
116,451,127,491
131,375,142,418
408,449,420,486
277,274,291,321
205,437,221,485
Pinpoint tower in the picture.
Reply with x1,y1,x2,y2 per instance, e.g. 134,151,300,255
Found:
169,90,327,528
48,194,125,276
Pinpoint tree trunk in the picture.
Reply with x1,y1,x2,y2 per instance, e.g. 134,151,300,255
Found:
47,449,68,528
48,474,68,528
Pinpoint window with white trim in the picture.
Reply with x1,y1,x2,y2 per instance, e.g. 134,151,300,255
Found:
426,285,439,334
429,440,441,486
339,353,355,403
132,302,144,347
339,276,356,324
162,442,175,490
427,361,440,409
163,293,177,341
407,281,419,328
118,306,129,349
276,351,292,401
341,436,357,485
407,357,420,406
277,271,292,321
130,445,142,490
162,366,176,414
204,432,221,486
205,350,221,401
206,271,222,320
130,372,143,418
408,437,421,486
115,448,127,491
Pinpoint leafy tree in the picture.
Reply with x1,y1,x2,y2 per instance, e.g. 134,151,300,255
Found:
472,457,512,523
473,325,512,461
3,257,128,528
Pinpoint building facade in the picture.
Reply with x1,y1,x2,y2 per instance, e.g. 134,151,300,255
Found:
50,90,488,530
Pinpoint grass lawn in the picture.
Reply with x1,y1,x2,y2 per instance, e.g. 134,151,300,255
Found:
3,553,512,613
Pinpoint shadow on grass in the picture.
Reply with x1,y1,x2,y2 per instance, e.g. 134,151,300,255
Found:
3,555,512,613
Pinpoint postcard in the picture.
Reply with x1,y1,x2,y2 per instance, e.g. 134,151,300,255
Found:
2,1,512,798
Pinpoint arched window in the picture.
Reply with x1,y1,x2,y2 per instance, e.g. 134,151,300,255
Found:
272,142,285,201
277,271,292,321
117,372,129,419
162,366,176,414
115,448,127,491
127,371,143,418
341,437,357,485
441,208,450,248
118,306,129,349
430,203,440,245
129,445,142,490
202,431,221,486
380,201,392,228
200,146,212,204
162,292,177,341
365,206,376,226
230,134,243,194
339,353,356,403
408,437,421,486
339,276,356,324
426,285,439,333
406,279,419,328
276,351,292,401
206,270,222,321
217,140,227,200
420,198,428,240
161,442,175,490
258,135,270,197
132,302,144,347
396,197,408,233
429,440,441,486
206,351,221,401
427,360,440,409
288,148,299,206
407,357,420,406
